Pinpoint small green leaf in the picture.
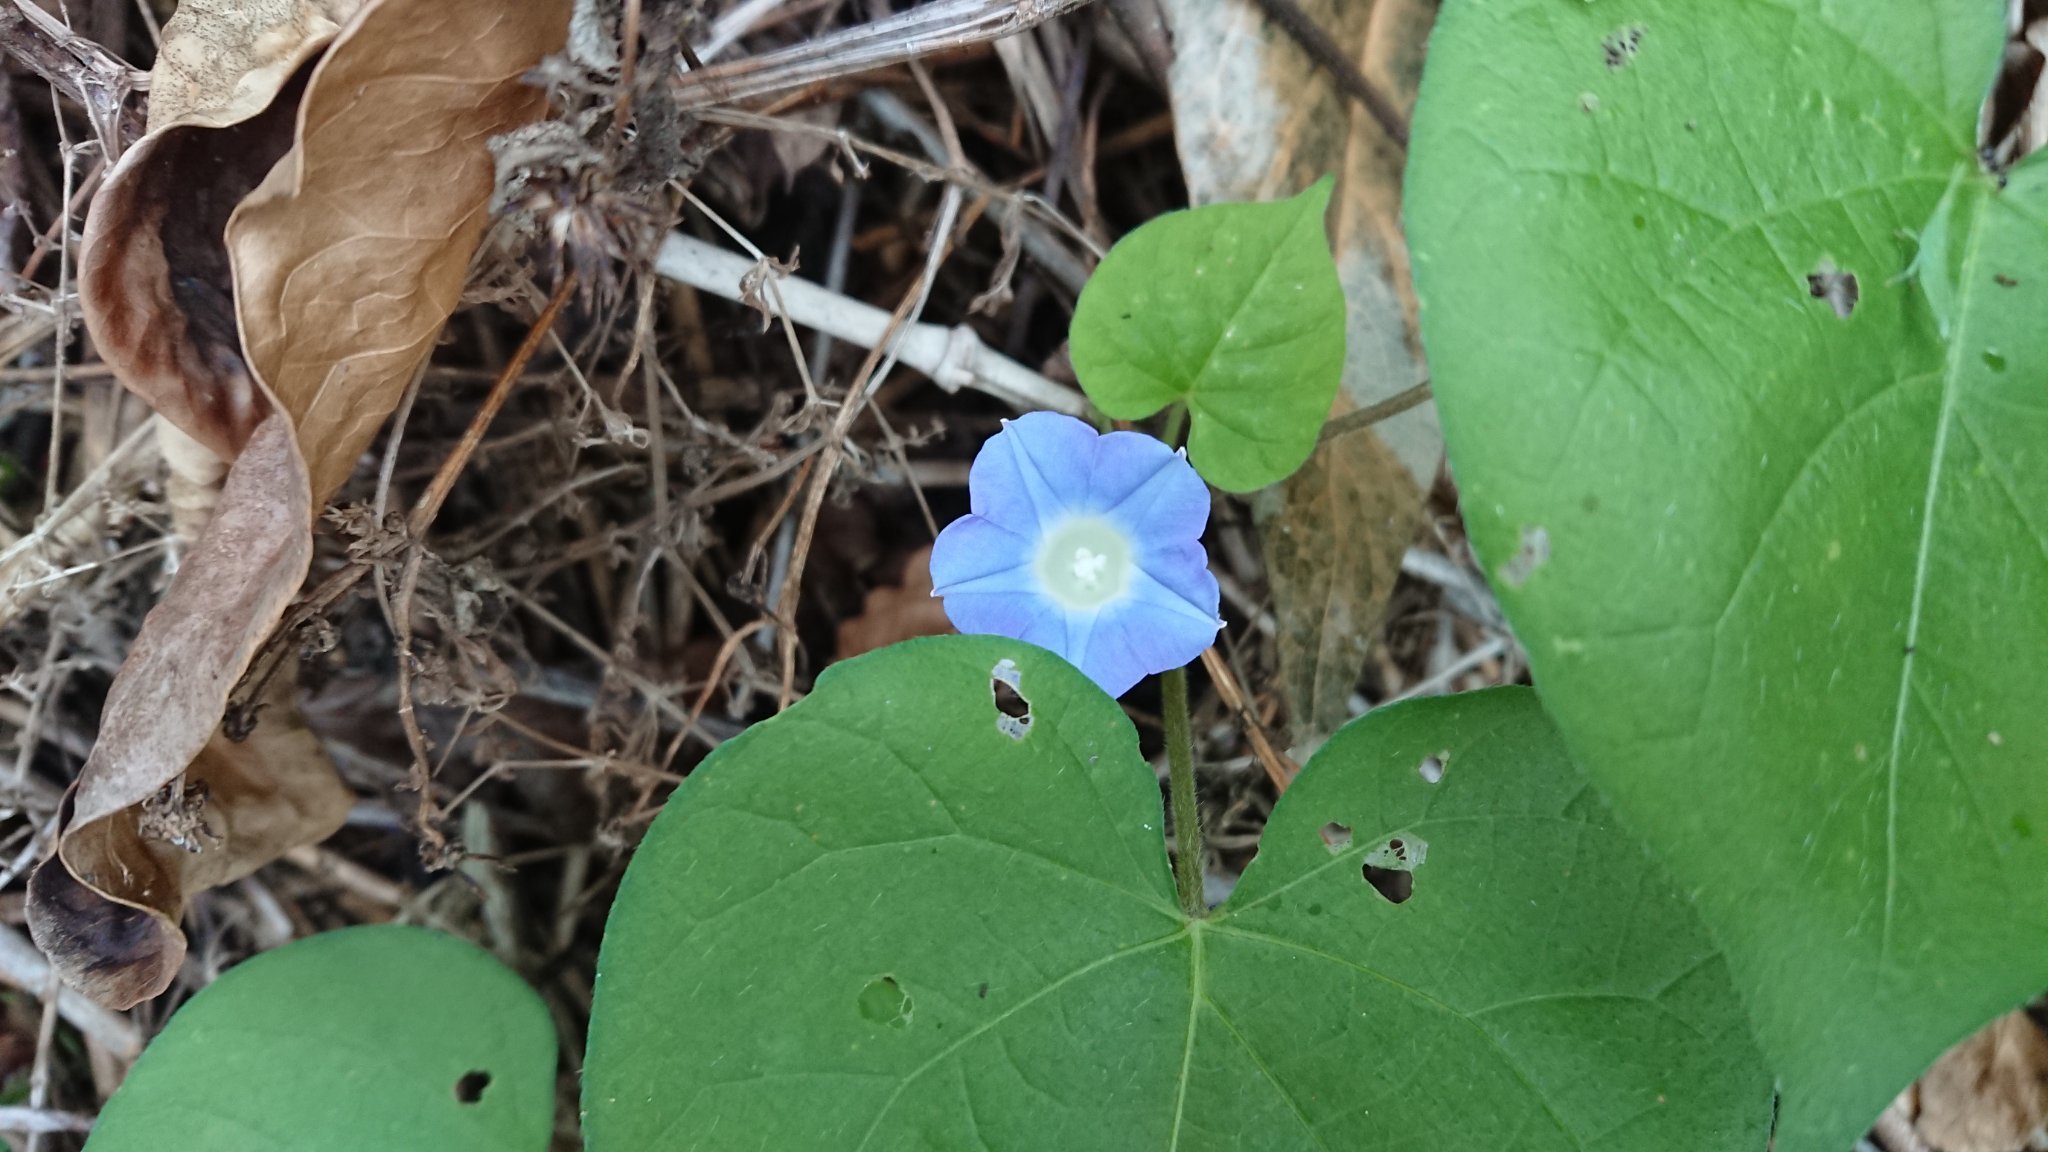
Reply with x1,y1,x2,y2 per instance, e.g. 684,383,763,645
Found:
584,637,1769,1149
1070,179,1346,492
88,926,555,1152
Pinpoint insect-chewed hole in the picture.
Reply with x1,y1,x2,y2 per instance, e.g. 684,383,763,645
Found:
1360,834,1427,906
1807,261,1859,319
1363,864,1414,904
1319,822,1353,853
858,975,913,1029
454,1070,491,1104
1417,752,1449,784
990,658,1032,740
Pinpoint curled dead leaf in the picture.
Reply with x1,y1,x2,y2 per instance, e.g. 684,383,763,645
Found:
1915,1008,2048,1152
148,0,364,132
1255,412,1424,748
36,0,570,1008
230,0,568,504
26,417,342,1008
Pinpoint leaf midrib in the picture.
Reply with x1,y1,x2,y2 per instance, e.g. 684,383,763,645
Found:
1880,176,1988,966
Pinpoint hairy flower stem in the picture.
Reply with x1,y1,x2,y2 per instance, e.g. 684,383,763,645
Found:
1163,665,1205,919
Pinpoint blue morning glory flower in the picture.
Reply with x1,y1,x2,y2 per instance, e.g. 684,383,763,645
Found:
930,411,1224,697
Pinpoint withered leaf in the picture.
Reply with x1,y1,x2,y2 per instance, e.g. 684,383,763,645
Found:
1164,0,1437,746
40,0,569,1008
148,0,364,132
1255,413,1425,747
80,0,364,466
229,0,572,505
1916,1009,2048,1152
26,417,345,1008
79,69,309,465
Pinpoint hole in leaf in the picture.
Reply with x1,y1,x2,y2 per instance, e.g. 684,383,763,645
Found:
1363,864,1414,904
454,1070,491,1104
1807,262,1859,319
1417,752,1449,784
1983,38,2047,172
1319,822,1353,852
858,975,913,1029
990,659,1032,740
1984,349,2008,373
1360,834,1427,905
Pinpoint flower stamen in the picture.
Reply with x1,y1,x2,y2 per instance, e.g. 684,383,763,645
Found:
1071,547,1108,587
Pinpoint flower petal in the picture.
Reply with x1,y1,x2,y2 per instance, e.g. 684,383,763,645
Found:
1073,624,1150,699
929,515,1037,594
967,412,1099,533
937,590,1068,652
1131,539,1224,626
1085,576,1222,695
1094,432,1209,541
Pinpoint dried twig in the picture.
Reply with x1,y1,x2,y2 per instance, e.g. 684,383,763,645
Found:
1199,647,1299,791
392,277,576,863
0,926,139,1061
673,0,1096,110
0,1,144,153
1317,379,1433,444
1242,0,1410,149
655,232,1085,415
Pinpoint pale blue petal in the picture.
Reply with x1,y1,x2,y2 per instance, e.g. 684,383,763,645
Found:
1061,607,1102,681
1088,577,1222,693
967,412,1098,534
1133,540,1223,625
1095,435,1209,541
939,590,1064,648
929,515,1037,595
1074,624,1150,698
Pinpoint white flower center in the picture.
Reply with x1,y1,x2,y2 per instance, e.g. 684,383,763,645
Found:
1071,547,1109,587
1035,517,1131,610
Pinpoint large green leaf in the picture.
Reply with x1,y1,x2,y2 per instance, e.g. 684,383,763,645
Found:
1069,180,1346,492
88,925,556,1151
584,636,1769,1149
1406,3,2048,1149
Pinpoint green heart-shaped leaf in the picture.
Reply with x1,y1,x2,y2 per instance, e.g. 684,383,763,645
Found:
1070,179,1346,492
584,637,1768,1149
1407,3,2048,1148
88,925,555,1151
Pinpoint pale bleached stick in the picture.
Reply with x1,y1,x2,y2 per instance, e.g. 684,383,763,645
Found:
0,926,140,1061
654,231,1087,416
673,0,1096,110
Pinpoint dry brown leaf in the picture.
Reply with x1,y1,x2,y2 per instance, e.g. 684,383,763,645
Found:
229,0,571,504
1164,0,1437,748
1255,411,1425,746
148,0,364,132
25,416,344,1008
1916,1010,2048,1152
836,547,955,661
37,0,569,1008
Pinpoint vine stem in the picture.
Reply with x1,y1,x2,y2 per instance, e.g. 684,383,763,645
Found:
1163,665,1205,919
1161,402,1188,449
